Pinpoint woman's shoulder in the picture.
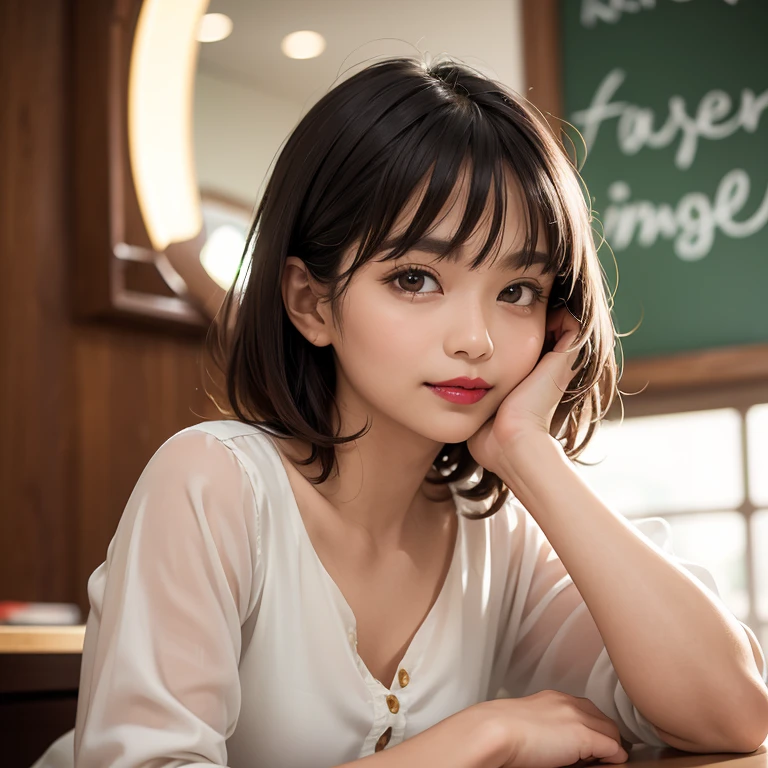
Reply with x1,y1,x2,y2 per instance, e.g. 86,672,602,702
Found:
177,418,271,444
157,419,278,467
115,421,278,582
146,419,285,504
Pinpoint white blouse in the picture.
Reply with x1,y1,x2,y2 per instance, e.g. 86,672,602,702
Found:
31,419,766,768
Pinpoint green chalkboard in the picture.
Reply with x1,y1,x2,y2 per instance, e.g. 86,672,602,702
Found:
560,0,768,359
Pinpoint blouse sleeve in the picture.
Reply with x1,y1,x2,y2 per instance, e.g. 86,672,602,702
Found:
498,504,766,748
73,428,263,768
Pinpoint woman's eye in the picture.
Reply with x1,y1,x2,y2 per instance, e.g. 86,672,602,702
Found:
501,283,543,307
391,269,439,295
389,268,543,306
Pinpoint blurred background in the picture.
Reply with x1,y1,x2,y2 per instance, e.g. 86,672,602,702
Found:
0,0,766,763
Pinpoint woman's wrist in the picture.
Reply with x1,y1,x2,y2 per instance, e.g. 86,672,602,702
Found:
332,700,509,768
469,700,514,767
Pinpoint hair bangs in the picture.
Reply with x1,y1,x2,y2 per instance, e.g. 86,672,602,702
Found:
344,115,561,289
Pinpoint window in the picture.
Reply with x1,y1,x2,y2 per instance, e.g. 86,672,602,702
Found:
575,382,768,658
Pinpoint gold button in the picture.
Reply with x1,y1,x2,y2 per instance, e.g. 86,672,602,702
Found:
374,726,393,752
386,694,399,713
397,669,410,688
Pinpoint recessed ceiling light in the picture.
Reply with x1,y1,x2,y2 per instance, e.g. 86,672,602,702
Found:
281,30,326,60
197,12,233,43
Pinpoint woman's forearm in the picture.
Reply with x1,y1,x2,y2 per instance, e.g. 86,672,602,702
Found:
334,702,505,768
497,433,768,751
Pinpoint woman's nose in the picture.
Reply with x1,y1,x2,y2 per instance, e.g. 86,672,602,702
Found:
444,304,494,359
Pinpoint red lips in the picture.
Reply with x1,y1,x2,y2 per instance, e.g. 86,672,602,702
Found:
428,377,491,389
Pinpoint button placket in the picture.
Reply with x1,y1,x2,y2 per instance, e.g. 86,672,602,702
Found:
365,665,411,754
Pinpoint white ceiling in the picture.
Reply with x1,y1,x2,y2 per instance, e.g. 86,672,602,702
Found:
198,0,526,105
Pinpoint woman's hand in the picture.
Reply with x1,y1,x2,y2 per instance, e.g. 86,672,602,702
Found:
466,305,587,478
480,690,632,768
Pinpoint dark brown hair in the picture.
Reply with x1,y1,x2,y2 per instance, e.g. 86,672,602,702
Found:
204,54,621,520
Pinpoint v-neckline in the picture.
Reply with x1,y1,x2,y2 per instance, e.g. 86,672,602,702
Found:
261,432,463,690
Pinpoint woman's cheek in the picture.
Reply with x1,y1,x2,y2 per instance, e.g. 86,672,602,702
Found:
522,330,547,370
498,331,546,390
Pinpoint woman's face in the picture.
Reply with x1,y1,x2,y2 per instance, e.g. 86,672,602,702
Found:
294,170,557,447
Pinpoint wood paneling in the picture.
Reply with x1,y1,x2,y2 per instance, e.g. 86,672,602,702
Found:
0,0,78,606
0,0,220,622
74,326,218,609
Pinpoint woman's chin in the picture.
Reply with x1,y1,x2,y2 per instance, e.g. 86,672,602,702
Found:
417,420,490,448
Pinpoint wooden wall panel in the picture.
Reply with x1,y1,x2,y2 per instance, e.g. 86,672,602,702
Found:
0,0,77,605
74,328,218,610
0,0,220,619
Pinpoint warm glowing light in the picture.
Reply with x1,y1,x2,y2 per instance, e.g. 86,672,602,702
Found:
280,30,326,60
128,0,207,252
197,13,233,43
200,225,246,289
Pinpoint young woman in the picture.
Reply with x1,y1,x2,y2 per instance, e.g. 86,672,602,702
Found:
32,55,767,768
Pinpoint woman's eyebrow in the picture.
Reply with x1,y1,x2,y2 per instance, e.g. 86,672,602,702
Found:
377,236,549,270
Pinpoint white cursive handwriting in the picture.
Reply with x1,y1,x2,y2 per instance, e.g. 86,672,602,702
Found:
603,168,768,261
601,169,768,260
571,69,768,169
581,0,740,29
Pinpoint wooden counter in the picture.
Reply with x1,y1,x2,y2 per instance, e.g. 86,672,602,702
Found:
0,624,85,654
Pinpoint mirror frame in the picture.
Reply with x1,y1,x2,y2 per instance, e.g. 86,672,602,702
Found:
72,0,215,333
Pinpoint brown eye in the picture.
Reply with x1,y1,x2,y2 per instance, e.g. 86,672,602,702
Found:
502,283,543,307
392,269,440,295
398,273,423,291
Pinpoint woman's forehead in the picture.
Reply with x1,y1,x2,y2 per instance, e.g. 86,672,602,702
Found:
335,160,553,278
387,164,545,253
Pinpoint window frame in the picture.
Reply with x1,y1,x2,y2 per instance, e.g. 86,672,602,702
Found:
600,380,768,647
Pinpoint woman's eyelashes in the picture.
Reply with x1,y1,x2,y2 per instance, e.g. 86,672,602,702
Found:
382,265,546,307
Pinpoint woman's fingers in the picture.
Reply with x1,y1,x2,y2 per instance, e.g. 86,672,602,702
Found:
571,698,627,757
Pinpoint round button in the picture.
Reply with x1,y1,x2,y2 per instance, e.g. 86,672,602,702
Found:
386,694,399,714
347,631,357,647
374,726,393,752
397,669,410,688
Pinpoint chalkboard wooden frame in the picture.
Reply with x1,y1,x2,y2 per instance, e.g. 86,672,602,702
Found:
519,0,768,395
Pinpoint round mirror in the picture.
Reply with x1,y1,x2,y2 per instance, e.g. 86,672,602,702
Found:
168,0,528,318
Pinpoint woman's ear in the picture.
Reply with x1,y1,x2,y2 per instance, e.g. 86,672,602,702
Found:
281,256,334,347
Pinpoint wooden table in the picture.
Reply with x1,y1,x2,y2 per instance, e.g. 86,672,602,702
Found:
614,744,766,767
0,626,764,767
